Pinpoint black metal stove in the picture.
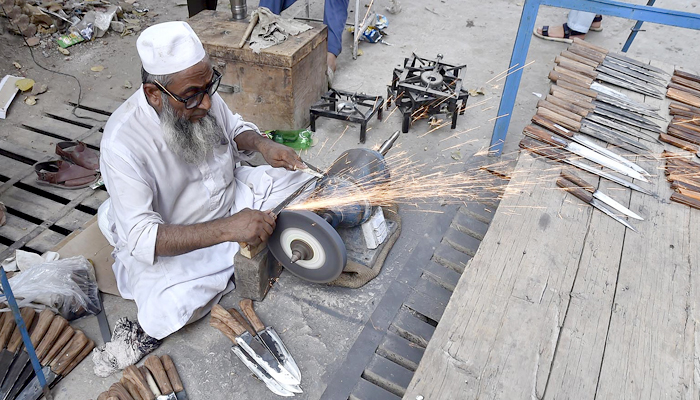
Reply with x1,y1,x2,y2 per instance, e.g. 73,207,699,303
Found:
387,53,469,133
309,89,384,143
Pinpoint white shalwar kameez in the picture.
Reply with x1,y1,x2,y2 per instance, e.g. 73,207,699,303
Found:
99,86,310,339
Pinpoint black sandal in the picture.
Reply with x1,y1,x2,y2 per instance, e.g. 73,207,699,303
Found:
534,23,586,43
590,15,603,32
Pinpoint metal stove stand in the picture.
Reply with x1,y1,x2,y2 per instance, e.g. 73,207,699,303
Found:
309,89,384,143
387,54,469,133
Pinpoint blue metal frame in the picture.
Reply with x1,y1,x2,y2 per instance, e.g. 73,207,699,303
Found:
622,0,656,53
489,0,700,155
0,269,47,389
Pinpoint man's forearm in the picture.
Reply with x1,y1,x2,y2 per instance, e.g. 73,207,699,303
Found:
155,219,231,257
234,130,267,153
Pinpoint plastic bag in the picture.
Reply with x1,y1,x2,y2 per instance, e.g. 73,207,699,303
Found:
0,256,100,320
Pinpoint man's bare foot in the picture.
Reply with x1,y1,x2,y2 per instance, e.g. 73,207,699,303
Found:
327,52,337,72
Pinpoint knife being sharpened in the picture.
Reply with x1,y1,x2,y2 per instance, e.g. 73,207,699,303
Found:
239,299,301,383
210,305,299,397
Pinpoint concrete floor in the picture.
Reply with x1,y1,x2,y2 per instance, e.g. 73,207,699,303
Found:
1,0,700,399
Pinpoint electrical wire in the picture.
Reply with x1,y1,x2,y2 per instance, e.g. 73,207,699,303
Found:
0,3,103,122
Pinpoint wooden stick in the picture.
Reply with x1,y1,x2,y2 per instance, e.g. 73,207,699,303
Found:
671,192,700,210
667,87,700,108
236,13,259,49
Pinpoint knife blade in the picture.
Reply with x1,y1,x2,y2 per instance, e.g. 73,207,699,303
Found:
145,355,178,400
554,65,663,99
228,309,301,389
209,312,296,397
15,330,88,400
586,113,660,143
161,355,188,400
0,308,36,385
239,299,302,384
0,309,54,400
561,171,644,220
601,59,666,86
557,177,638,232
519,137,655,196
571,38,670,76
523,125,648,182
592,101,664,127
532,115,651,177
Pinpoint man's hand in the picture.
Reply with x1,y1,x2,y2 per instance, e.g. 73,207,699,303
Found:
257,139,306,171
226,208,277,247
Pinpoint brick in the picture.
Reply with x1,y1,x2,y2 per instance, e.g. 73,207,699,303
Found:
459,200,497,224
421,261,462,292
443,228,482,257
391,309,435,348
363,356,414,397
432,243,472,273
452,211,490,240
377,332,425,372
349,378,401,400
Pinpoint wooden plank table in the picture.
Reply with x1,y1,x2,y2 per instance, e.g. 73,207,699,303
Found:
404,60,700,398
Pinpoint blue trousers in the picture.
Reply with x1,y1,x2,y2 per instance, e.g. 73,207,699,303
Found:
258,0,349,56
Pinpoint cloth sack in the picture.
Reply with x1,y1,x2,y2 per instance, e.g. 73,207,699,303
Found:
249,7,312,53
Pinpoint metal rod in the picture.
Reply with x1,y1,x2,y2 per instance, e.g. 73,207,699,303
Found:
622,0,656,52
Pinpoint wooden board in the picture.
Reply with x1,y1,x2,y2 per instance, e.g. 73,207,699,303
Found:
405,59,699,398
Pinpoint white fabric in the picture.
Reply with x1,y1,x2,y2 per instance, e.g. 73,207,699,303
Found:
1,250,60,273
99,87,311,339
567,10,596,34
136,21,206,75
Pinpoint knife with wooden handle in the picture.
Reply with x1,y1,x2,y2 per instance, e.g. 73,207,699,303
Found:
145,355,176,400
121,377,144,400
0,308,36,383
124,365,154,400
160,355,187,400
109,382,134,400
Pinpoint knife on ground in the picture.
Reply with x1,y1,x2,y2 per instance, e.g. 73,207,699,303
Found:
239,299,301,383
561,171,643,220
0,308,36,385
0,309,54,400
123,365,155,400
120,376,143,400
145,355,177,400
210,307,297,397
108,381,134,400
161,355,187,400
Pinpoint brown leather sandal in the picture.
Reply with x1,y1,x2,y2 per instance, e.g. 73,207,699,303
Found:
56,141,100,171
34,160,100,189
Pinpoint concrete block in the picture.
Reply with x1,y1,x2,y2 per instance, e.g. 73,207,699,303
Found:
234,247,283,301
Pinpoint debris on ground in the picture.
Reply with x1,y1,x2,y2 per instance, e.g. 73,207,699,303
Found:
0,75,22,118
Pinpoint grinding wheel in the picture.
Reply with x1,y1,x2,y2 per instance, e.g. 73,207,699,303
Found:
268,210,347,283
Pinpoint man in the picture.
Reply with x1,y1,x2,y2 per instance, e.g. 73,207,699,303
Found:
98,21,312,339
534,12,603,43
259,0,349,82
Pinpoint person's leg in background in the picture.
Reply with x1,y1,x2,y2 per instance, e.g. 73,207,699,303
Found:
258,0,298,14
187,0,219,18
534,10,600,42
324,0,349,73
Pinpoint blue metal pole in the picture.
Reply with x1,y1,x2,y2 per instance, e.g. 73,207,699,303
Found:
489,0,540,155
0,269,47,388
622,0,656,52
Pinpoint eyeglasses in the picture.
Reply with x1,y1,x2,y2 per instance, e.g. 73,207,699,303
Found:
154,69,222,109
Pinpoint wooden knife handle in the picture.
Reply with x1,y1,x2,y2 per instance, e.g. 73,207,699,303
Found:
238,299,265,332
161,355,184,394
210,317,238,344
0,312,16,349
556,79,598,100
667,87,700,108
97,392,110,400
671,192,700,210
109,382,134,400
545,94,590,117
519,137,567,162
43,324,74,365
106,396,119,400
572,38,609,55
674,69,700,85
35,315,68,363
660,132,699,153
553,65,595,86
550,85,595,107
557,178,595,204
568,42,607,64
121,377,144,400
537,99,583,122
229,308,258,336
28,309,55,349
532,114,575,139
145,355,173,395
124,365,155,400
559,50,599,68
141,366,161,396
8,307,36,353
669,79,700,97
536,107,582,132
560,171,595,193
523,125,566,148
60,338,94,376
555,56,598,79
211,304,246,336
670,101,700,115
51,330,88,375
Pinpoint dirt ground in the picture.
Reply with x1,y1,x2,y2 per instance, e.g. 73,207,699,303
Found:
1,0,700,399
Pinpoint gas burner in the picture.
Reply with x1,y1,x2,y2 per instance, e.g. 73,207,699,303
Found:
309,89,384,143
387,53,469,133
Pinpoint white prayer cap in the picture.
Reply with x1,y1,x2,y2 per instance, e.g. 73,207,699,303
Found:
137,21,206,75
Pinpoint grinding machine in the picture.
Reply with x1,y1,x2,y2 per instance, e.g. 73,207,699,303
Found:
267,131,401,283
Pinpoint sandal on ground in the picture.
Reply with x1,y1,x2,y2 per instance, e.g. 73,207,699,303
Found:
533,23,586,44
34,160,100,189
590,15,603,32
56,141,100,171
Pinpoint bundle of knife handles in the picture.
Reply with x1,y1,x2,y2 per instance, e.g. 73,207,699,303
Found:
664,70,700,153
210,299,302,397
662,151,700,210
0,308,95,400
94,355,187,400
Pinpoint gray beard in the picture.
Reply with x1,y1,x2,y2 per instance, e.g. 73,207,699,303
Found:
159,93,225,165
